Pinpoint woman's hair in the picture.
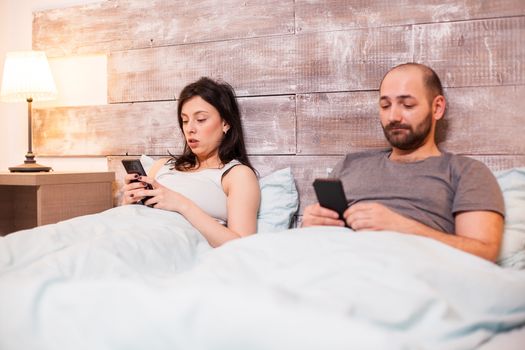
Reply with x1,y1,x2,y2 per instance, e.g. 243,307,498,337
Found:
168,77,255,172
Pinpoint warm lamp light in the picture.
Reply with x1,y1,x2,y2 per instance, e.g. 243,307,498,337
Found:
1,50,57,172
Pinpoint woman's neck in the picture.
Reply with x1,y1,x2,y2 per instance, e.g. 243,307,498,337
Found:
195,154,222,169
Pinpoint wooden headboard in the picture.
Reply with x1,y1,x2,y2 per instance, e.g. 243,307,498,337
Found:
31,1,525,215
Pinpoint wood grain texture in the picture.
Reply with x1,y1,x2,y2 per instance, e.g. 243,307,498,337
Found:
108,26,413,102
297,91,387,155
297,85,525,155
296,0,525,33
33,0,295,57
295,27,413,93
33,95,296,156
38,182,113,225
467,155,525,171
415,16,525,87
108,35,299,102
442,85,525,154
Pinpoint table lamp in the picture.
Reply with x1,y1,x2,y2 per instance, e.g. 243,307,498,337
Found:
1,50,57,172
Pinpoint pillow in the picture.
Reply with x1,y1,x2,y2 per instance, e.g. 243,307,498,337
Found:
256,167,299,233
140,156,299,233
495,167,525,269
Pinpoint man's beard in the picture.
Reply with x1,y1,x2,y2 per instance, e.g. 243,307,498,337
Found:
382,111,432,151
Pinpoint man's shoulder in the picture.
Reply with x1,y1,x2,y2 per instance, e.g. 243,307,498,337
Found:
445,153,492,172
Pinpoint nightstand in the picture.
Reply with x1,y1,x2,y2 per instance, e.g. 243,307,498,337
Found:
0,172,115,235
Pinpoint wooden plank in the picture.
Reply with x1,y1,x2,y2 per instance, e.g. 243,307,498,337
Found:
415,17,525,87
33,0,295,57
297,85,525,155
296,0,525,33
108,26,412,103
108,35,299,102
295,27,413,93
467,155,525,171
297,91,387,155
442,85,525,154
33,95,296,156
38,182,113,225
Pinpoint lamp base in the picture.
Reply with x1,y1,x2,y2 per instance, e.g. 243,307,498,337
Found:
9,162,52,173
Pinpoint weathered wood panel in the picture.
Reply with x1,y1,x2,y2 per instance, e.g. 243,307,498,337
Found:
467,155,525,171
296,0,525,33
33,95,296,156
295,27,413,93
108,35,299,102
297,91,387,155
415,16,525,87
108,26,412,103
442,85,525,154
33,0,295,57
297,85,525,155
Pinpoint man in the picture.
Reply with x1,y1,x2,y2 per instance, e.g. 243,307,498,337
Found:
302,63,505,262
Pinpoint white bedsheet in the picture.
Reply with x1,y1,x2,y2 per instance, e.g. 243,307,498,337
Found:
1,205,524,350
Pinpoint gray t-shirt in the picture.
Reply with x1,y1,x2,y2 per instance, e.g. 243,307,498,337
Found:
331,149,505,234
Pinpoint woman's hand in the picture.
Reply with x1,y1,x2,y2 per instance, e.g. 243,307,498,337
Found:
121,173,152,205
136,176,191,213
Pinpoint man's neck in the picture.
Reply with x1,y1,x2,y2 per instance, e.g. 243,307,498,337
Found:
389,144,442,163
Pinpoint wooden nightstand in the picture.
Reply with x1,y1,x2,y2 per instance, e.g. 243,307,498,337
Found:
0,172,115,236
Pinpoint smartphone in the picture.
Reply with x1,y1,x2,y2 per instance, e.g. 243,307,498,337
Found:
121,159,153,204
312,178,348,221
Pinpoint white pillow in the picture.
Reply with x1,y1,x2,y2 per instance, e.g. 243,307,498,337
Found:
139,156,299,233
256,167,299,233
495,167,525,269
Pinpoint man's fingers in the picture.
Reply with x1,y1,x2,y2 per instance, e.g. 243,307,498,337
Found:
312,203,340,219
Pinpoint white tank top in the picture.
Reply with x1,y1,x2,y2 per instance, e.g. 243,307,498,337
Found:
154,160,241,224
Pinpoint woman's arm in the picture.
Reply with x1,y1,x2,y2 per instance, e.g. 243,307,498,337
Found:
138,164,260,247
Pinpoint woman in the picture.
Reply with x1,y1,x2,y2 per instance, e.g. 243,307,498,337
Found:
121,77,260,247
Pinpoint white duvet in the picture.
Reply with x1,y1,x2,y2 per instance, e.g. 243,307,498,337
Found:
1,205,524,350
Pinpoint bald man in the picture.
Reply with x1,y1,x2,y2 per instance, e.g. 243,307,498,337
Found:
302,63,505,262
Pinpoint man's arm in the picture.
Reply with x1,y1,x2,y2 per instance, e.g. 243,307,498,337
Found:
345,202,504,262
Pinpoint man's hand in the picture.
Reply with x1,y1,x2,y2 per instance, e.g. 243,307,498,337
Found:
301,203,346,227
344,202,413,232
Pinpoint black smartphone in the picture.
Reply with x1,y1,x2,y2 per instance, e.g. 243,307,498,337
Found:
121,159,153,204
313,178,348,221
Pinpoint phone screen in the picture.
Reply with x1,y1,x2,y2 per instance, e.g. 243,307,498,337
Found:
312,178,348,220
121,159,153,204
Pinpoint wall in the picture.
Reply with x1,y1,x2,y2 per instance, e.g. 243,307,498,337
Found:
0,0,107,172
3,0,525,212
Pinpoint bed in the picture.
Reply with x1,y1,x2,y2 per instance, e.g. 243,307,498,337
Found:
4,1,525,348
1,165,524,350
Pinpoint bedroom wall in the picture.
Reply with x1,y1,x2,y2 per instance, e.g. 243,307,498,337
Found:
15,0,525,212
0,0,107,172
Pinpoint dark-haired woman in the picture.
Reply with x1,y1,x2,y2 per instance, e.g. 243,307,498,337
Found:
121,77,260,247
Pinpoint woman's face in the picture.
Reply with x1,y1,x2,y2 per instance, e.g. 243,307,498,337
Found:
180,96,230,163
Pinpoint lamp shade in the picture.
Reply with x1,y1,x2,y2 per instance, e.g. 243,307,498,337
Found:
1,50,57,102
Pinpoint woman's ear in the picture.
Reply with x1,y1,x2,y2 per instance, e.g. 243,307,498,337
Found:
223,123,230,134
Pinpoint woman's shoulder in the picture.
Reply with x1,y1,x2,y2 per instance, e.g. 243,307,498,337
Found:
222,162,257,183
150,158,171,177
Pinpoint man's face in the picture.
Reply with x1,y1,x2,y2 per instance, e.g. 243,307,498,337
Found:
379,67,434,151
